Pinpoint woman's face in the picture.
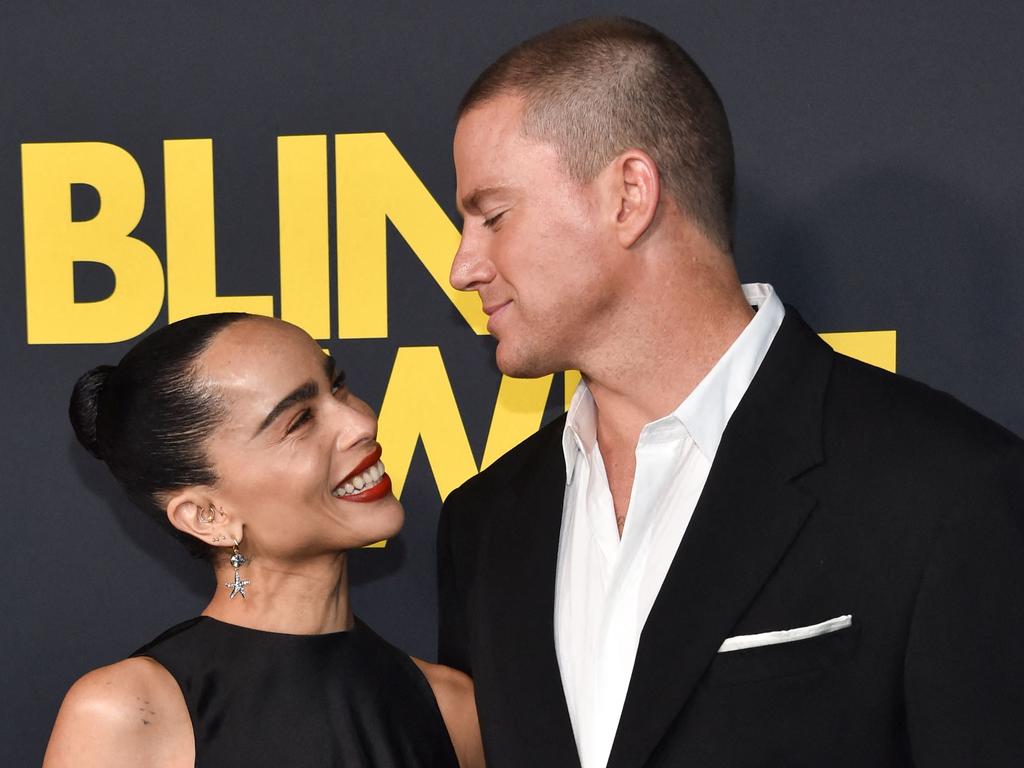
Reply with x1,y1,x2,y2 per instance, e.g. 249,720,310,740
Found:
197,317,403,559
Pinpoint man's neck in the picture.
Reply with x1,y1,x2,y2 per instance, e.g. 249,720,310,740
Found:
584,285,754,455
578,277,754,528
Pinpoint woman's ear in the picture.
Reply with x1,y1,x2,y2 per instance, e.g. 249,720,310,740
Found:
610,149,661,249
166,492,240,549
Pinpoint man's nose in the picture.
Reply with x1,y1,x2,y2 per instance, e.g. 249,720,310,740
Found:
450,230,496,292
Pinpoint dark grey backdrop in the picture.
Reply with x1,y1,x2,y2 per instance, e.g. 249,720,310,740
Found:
3,2,1023,764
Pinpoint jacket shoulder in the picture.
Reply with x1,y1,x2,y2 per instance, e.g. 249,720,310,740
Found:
826,352,1023,461
446,413,566,507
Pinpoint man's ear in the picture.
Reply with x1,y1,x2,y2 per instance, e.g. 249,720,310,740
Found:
609,149,660,249
166,492,240,549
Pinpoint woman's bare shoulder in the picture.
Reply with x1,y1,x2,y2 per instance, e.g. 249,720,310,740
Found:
43,657,193,768
412,658,484,768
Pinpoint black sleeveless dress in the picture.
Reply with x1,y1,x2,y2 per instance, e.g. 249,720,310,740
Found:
132,616,459,767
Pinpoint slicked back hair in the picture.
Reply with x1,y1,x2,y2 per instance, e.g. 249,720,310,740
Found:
458,17,735,252
69,313,249,558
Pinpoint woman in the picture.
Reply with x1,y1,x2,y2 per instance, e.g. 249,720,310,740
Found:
44,313,483,768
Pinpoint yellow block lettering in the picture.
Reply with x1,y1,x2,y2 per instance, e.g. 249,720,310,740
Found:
481,374,554,469
21,142,164,344
820,330,897,372
564,370,583,411
335,133,488,338
164,139,274,321
376,346,478,501
278,135,330,339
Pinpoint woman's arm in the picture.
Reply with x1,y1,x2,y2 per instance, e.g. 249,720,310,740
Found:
43,657,193,768
414,658,485,768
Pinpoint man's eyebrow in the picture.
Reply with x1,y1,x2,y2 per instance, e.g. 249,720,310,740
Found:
459,186,504,216
254,380,319,437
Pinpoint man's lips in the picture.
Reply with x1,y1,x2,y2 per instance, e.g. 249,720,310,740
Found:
483,300,511,334
482,300,511,316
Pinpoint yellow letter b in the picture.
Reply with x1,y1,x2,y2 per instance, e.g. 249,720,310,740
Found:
21,142,164,344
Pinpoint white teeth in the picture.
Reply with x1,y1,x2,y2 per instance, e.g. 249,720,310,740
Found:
332,460,386,498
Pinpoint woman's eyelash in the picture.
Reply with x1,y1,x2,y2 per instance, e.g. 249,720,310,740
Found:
331,370,347,393
286,371,347,435
287,409,313,434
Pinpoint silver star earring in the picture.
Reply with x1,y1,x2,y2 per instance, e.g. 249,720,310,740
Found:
224,538,250,599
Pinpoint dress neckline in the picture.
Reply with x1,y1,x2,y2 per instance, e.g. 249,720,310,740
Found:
196,614,359,639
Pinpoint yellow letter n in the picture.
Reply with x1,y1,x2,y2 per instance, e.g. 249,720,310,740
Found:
335,133,488,339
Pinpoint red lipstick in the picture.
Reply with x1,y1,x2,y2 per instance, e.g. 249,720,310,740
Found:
339,445,382,486
340,473,392,503
332,445,391,503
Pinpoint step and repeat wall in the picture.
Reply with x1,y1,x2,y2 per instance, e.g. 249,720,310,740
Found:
3,2,1023,762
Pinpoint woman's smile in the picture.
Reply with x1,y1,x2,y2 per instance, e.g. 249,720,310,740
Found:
332,445,392,502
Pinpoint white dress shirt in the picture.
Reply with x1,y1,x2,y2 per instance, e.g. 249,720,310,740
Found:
554,283,785,768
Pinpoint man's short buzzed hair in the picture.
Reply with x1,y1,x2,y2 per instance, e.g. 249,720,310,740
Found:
459,16,735,252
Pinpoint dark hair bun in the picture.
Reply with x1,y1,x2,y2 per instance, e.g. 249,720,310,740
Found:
69,364,116,460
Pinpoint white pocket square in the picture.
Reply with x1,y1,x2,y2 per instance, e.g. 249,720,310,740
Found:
718,614,853,653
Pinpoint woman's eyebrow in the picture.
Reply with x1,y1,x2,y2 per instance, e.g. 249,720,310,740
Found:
254,380,318,437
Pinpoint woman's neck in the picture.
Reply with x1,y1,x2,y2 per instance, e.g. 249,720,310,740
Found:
202,551,353,635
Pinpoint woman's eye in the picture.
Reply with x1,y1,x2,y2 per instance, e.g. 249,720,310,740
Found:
287,409,313,434
331,370,347,396
483,211,506,229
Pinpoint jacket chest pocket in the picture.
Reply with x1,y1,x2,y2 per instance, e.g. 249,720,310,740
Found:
704,619,860,686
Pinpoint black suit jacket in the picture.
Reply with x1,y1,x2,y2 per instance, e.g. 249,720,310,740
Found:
438,309,1024,767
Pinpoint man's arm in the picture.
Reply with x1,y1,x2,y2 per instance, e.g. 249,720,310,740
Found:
438,487,472,674
904,446,1024,765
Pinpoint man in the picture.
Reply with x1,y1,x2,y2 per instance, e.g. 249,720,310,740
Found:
438,16,1024,768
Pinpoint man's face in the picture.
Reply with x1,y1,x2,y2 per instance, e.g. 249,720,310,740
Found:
451,94,621,377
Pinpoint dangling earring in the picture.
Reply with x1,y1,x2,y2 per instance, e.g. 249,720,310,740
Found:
224,538,251,599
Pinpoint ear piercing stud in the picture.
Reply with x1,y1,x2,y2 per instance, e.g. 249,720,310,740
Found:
198,503,224,524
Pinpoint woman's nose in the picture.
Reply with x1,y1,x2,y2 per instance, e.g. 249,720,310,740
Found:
329,397,377,451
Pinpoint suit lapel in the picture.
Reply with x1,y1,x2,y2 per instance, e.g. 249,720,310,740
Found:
486,416,582,768
607,311,834,768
